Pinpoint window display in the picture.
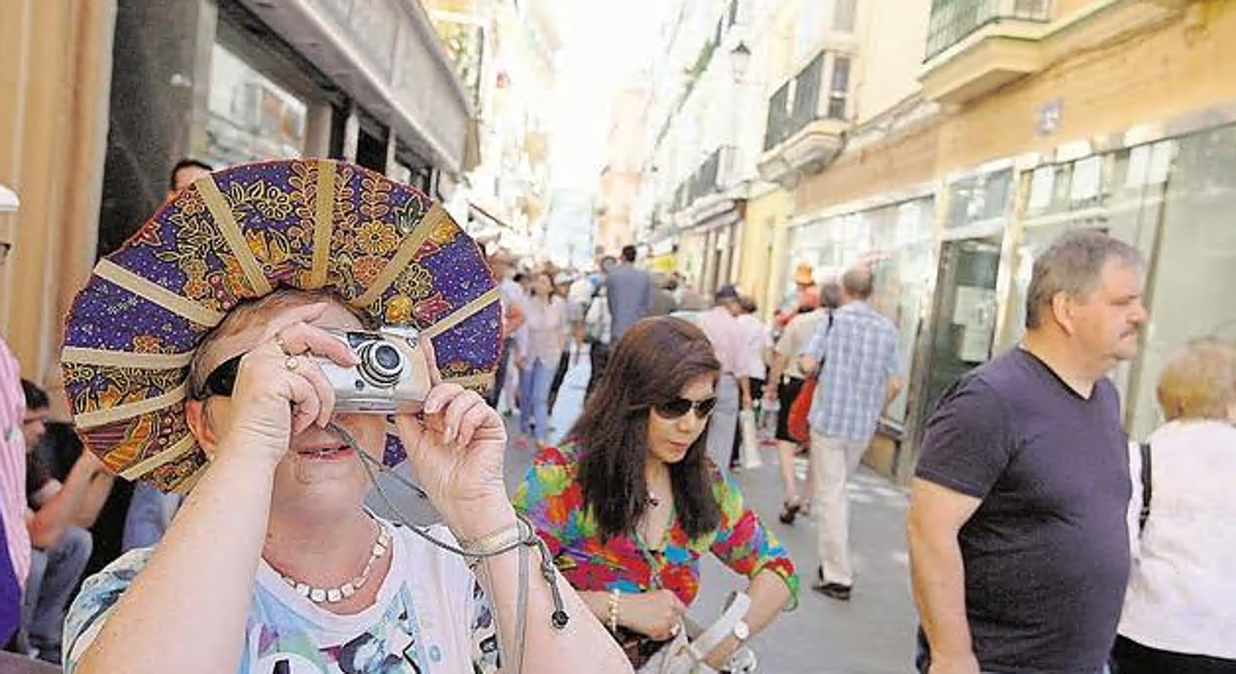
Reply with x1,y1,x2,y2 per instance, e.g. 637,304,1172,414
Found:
205,44,308,167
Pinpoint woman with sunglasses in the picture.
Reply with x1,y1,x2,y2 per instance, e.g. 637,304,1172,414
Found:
515,317,798,672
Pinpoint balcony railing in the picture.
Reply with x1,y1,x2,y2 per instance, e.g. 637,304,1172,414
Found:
925,0,1052,60
668,146,737,214
763,52,848,152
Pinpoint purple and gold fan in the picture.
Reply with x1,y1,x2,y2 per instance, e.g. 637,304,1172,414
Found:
61,159,501,493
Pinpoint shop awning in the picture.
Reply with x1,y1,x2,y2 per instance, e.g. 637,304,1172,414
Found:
0,183,18,213
236,0,472,175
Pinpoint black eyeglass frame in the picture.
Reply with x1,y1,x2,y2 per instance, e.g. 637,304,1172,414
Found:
194,353,246,400
644,396,719,420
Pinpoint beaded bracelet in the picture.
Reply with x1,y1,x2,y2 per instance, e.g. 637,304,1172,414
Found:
607,588,621,633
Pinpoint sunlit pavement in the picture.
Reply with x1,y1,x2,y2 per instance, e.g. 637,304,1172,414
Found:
370,348,917,673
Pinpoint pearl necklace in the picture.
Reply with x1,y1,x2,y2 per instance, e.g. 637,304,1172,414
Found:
274,522,391,605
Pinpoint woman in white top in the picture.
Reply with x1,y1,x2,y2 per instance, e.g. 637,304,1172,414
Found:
517,271,568,445
1114,340,1236,674
63,291,630,674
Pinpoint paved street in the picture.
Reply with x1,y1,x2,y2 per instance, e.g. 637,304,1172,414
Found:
371,352,917,673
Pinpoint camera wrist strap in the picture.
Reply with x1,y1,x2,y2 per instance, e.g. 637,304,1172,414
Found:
326,422,570,673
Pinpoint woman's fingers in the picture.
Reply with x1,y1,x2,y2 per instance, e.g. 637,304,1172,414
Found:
274,321,359,367
421,336,441,387
290,356,337,428
451,393,491,448
279,362,321,434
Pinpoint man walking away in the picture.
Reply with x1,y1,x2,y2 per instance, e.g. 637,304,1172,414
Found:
605,245,654,343
799,267,901,601
695,285,752,471
907,230,1147,674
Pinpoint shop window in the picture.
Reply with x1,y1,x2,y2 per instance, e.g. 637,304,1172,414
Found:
946,168,1012,228
205,44,307,167
1126,124,1236,438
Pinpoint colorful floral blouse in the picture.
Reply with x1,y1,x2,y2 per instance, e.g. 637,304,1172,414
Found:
513,443,799,609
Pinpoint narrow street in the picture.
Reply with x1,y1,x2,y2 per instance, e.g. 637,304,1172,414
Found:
371,351,917,673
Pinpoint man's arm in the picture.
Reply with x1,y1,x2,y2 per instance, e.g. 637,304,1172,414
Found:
505,300,525,335
906,478,983,674
28,451,107,549
797,319,828,377
884,375,904,407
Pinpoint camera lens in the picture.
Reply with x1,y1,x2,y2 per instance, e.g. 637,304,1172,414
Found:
374,344,400,371
356,340,403,388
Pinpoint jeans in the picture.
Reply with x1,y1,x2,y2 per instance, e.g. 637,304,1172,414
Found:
519,358,555,442
21,526,92,662
123,481,182,552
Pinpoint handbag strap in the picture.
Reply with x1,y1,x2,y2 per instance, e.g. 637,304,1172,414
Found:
1138,441,1152,536
684,591,751,664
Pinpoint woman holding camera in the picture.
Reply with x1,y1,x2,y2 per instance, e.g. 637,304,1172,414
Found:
58,160,629,674
515,317,798,672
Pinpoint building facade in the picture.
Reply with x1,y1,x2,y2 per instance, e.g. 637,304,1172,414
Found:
425,0,560,258
632,0,1236,482
597,85,650,258
786,0,1236,480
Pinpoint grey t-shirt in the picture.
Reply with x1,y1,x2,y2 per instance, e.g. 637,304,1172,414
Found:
915,348,1131,674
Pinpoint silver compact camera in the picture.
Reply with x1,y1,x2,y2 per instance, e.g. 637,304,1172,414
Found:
319,328,431,413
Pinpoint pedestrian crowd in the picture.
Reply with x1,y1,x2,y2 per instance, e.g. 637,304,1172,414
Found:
0,157,1232,674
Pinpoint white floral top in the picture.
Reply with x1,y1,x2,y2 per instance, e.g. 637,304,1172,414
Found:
63,521,500,673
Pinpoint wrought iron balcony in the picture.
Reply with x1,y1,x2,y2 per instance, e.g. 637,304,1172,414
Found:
925,0,1052,60
759,51,849,188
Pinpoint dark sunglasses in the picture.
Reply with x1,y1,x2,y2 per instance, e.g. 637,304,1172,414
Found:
652,396,718,420
195,353,245,399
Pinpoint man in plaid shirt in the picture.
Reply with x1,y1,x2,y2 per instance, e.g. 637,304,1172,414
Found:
799,266,901,601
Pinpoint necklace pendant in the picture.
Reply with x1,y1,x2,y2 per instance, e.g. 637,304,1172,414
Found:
310,588,327,603
326,588,343,603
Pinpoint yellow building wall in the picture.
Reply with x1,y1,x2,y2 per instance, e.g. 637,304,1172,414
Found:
740,189,792,322
853,0,932,125
795,118,941,216
938,2,1236,174
0,0,114,402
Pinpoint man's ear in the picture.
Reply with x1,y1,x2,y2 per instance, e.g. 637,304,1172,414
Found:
1049,292,1076,336
184,399,218,459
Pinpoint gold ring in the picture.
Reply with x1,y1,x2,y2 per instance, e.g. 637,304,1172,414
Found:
284,355,299,371
273,335,292,356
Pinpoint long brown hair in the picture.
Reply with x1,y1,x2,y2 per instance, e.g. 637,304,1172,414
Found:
572,316,721,540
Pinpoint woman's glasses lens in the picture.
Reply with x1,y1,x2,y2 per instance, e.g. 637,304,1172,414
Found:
198,354,244,399
655,396,717,419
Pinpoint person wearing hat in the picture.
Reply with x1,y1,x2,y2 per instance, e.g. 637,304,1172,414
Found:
693,285,752,472
57,160,629,673
777,262,819,328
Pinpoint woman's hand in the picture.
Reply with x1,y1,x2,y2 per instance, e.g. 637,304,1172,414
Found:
393,339,510,539
215,303,358,467
619,589,687,642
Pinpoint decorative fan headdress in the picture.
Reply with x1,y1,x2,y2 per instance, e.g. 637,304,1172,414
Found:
61,159,501,493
